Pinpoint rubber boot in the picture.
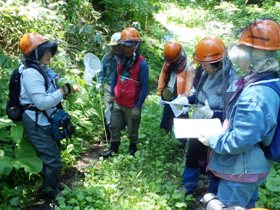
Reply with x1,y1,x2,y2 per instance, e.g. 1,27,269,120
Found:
129,143,137,156
101,142,120,158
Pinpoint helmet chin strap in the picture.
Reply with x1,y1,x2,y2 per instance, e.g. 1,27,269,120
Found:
35,48,40,62
131,42,140,65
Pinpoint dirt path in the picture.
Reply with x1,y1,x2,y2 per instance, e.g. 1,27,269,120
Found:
22,143,104,210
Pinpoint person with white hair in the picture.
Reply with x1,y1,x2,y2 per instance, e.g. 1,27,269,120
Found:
97,32,121,108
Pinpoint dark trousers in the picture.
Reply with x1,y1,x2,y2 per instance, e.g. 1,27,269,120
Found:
22,112,62,197
182,138,209,193
185,138,208,169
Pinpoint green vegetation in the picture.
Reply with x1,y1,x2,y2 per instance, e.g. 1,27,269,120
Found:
0,0,279,209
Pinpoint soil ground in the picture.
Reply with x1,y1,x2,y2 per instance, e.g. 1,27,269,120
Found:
22,144,104,210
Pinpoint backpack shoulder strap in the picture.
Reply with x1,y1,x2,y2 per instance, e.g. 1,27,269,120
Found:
26,64,49,90
261,82,280,97
23,64,51,126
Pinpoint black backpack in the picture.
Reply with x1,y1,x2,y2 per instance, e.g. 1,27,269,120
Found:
6,64,48,122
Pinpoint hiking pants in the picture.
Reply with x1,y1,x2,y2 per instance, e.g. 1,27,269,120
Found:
22,112,62,197
110,102,141,144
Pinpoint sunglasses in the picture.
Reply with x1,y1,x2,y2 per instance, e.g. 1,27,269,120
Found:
120,41,135,48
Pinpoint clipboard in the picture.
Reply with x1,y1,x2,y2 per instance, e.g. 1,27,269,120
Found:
173,118,223,138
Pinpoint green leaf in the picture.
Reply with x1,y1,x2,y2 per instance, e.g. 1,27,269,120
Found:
10,124,24,144
139,134,146,139
175,202,187,208
0,117,13,129
14,157,42,174
265,176,280,192
0,129,10,142
14,137,42,174
77,191,85,201
0,155,14,176
9,197,20,206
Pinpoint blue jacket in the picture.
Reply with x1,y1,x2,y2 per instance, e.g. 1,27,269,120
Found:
98,52,119,85
208,78,280,176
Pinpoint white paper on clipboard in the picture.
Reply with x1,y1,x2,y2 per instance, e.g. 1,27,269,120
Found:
173,118,223,139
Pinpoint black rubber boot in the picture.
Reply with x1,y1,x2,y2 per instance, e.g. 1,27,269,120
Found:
129,143,137,156
101,142,120,158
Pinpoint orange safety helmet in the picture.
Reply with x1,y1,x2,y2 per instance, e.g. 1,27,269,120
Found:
194,36,226,63
239,19,280,51
19,33,48,55
120,27,140,42
163,40,183,63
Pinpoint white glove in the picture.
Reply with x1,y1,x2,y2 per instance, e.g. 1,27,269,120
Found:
158,96,165,105
198,134,209,146
171,94,189,106
96,83,102,90
182,106,189,114
190,87,196,95
196,100,213,119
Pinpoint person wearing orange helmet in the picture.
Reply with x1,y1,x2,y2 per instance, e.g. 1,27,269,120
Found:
157,40,195,140
182,36,239,195
19,33,78,201
198,19,280,208
101,27,149,157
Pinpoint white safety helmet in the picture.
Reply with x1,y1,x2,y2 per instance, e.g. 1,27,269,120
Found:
107,32,121,46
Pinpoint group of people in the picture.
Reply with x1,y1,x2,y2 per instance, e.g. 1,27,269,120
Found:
157,19,280,209
17,18,280,209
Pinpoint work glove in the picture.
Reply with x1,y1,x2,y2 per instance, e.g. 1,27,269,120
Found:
61,83,80,97
58,78,79,96
158,96,165,106
198,134,209,146
172,94,189,106
96,83,102,90
196,100,213,119
190,87,196,95
132,107,141,120
182,106,189,115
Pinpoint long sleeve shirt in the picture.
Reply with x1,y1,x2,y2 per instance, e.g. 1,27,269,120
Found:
20,65,63,125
